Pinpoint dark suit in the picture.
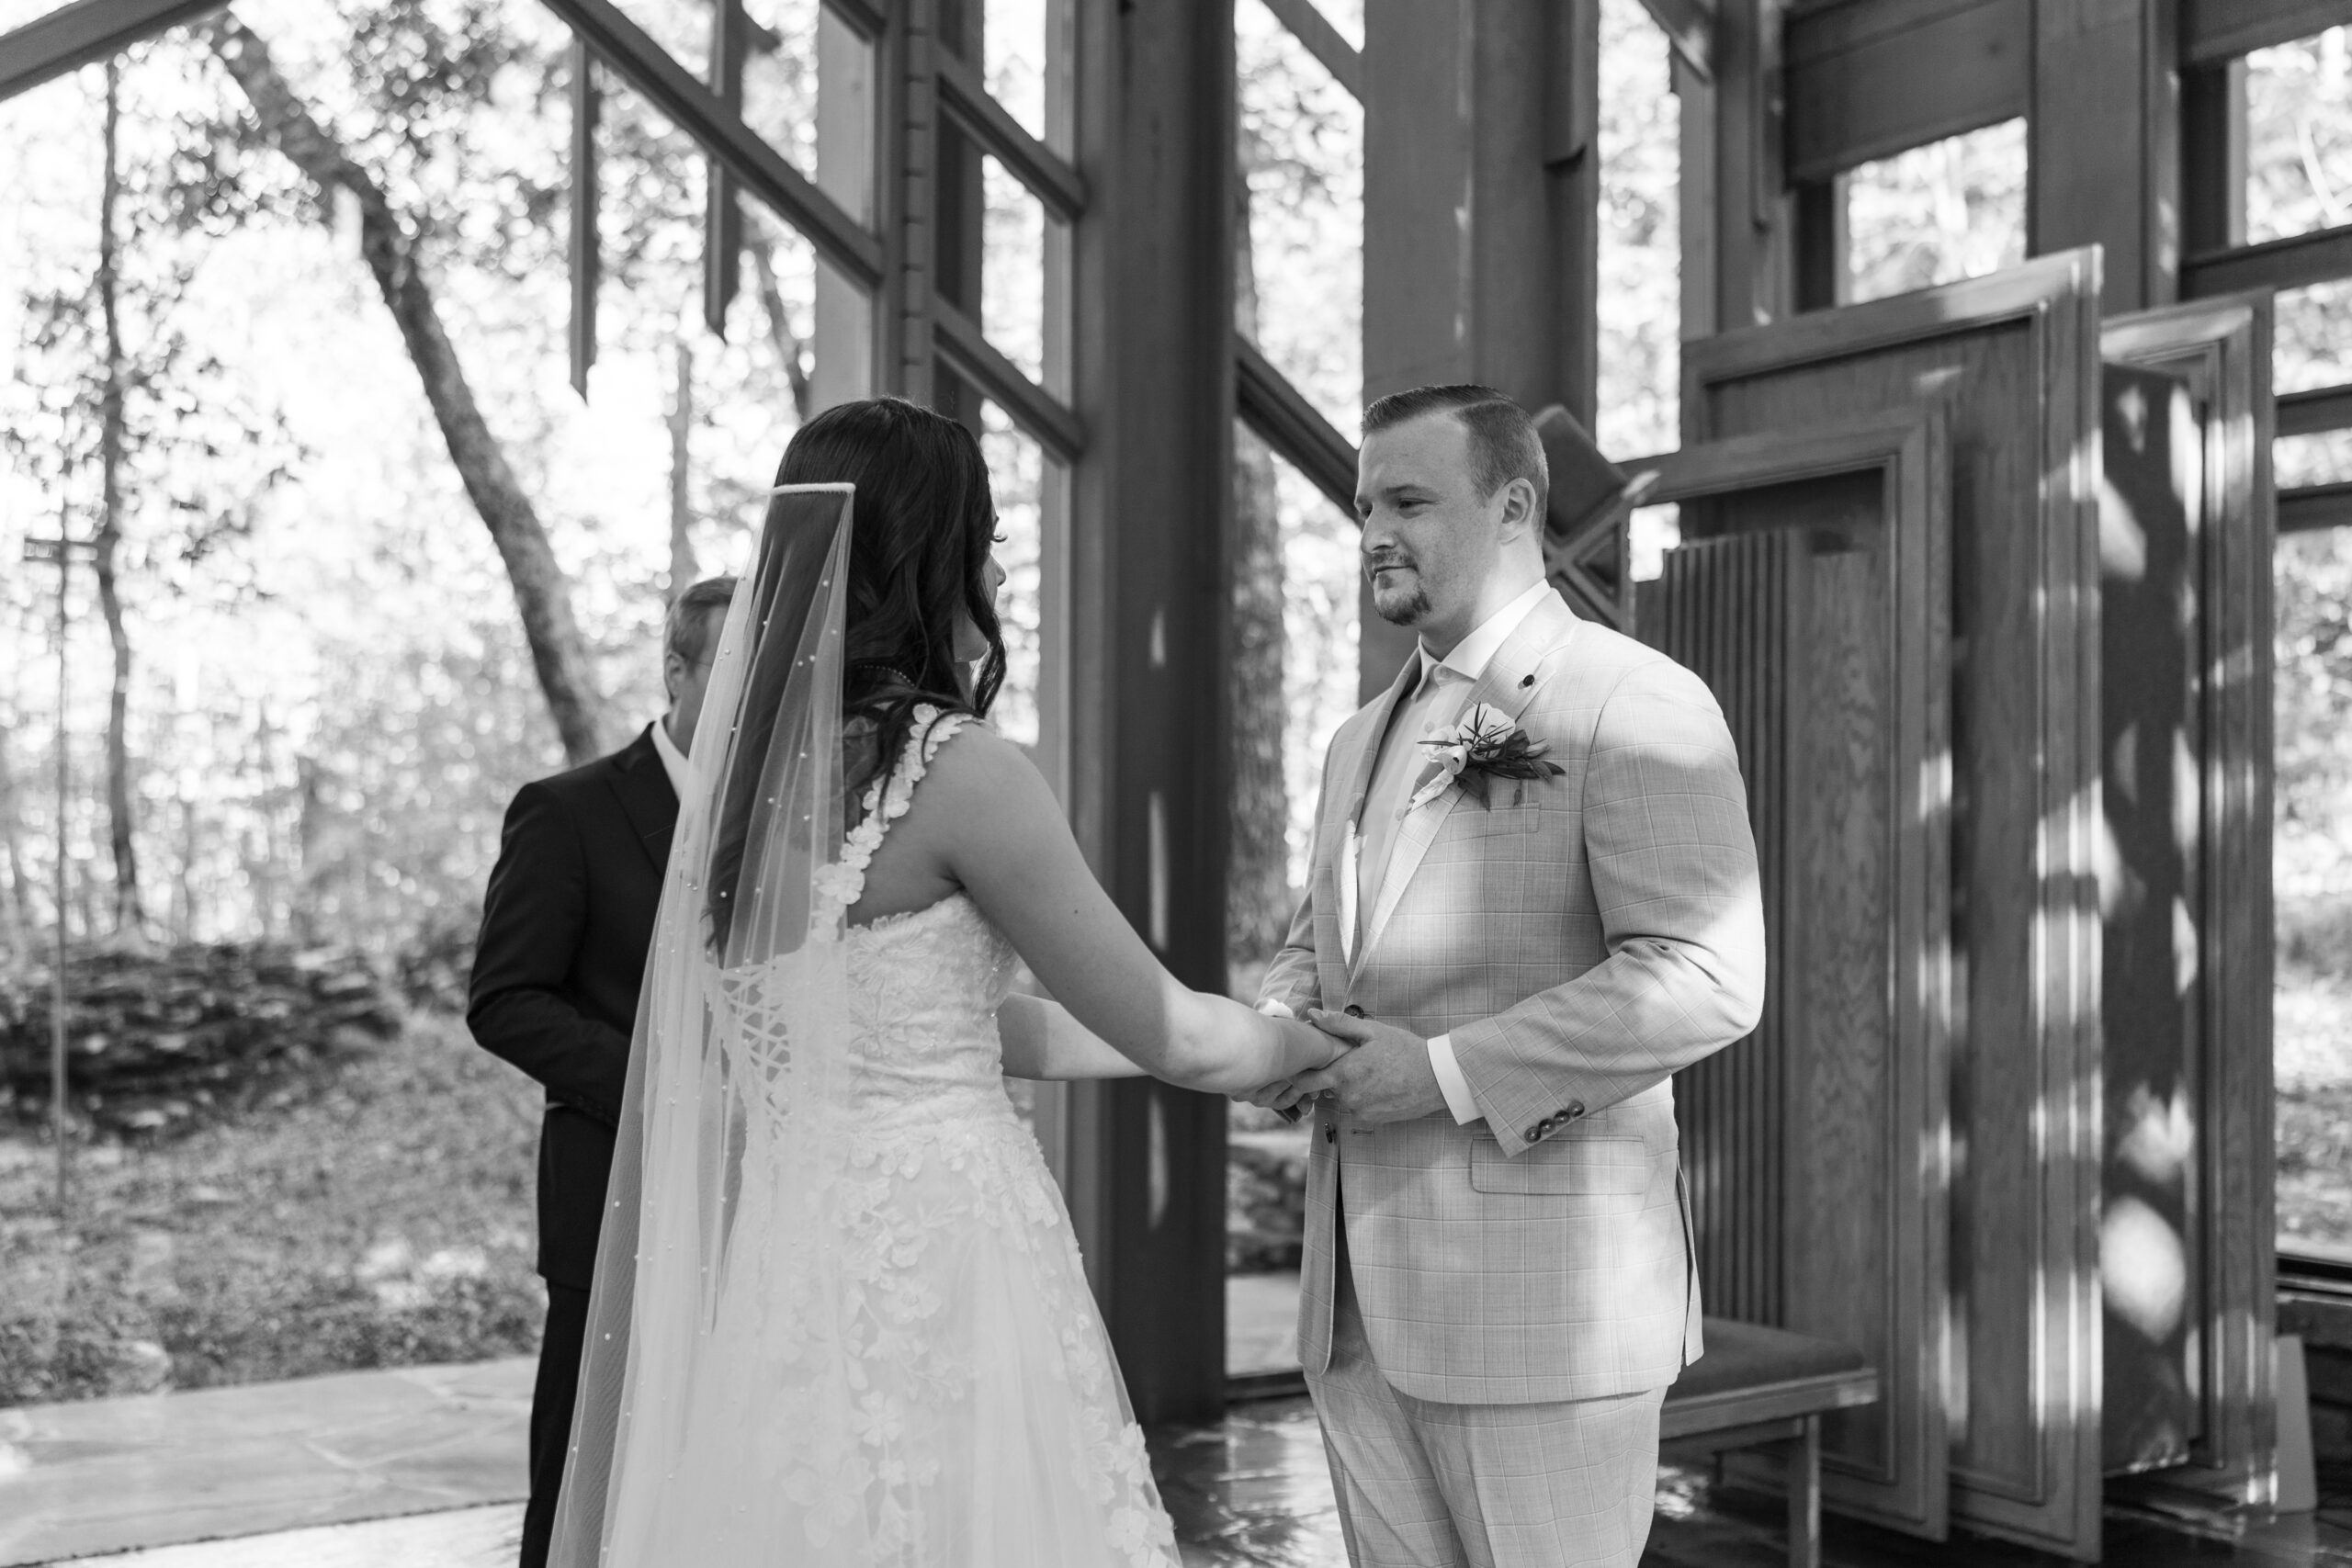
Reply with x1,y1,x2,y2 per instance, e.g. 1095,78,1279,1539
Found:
468,724,676,1568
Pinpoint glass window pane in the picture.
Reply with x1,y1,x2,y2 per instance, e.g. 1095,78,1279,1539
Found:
2245,26,2352,247
978,400,1045,750
1629,502,1682,584
1317,0,1364,51
2274,526,2352,1259
1598,0,1680,460
1238,0,1364,434
1226,424,1360,988
1845,118,2028,306
2278,430,2352,491
0,0,73,29
979,0,1070,152
2277,277,2352,396
613,0,710,78
739,0,876,223
979,153,1066,393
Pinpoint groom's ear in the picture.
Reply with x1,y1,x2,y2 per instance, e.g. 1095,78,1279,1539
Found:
1494,475,1541,542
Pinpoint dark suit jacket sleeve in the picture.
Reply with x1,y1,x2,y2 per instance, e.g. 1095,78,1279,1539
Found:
468,782,632,1127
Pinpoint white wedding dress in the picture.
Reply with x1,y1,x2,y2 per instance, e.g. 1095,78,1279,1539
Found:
564,705,1184,1566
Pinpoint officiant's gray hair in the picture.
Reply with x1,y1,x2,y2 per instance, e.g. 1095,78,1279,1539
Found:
1363,385,1549,518
664,575,739,667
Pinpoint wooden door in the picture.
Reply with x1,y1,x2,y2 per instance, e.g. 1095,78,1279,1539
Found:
2098,297,2277,1499
1633,407,1954,1537
1682,252,2108,1559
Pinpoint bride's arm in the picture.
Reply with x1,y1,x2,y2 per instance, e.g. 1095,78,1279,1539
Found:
998,995,1150,1081
897,728,1338,1095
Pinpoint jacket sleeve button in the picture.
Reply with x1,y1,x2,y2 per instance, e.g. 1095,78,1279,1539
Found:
1564,1101,1585,1120
1524,1126,1542,1144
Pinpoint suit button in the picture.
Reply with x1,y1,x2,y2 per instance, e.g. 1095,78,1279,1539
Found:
1524,1126,1542,1144
1564,1101,1585,1120
1324,1124,1337,1145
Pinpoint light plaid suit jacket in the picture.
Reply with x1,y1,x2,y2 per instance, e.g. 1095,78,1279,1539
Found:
1261,590,1766,1405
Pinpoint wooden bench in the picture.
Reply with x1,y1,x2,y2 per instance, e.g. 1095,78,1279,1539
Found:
1662,1318,1880,1568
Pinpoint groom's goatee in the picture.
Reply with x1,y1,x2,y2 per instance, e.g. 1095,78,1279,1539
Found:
1365,555,1430,626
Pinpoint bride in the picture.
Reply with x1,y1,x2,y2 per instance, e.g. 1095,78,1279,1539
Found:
548,397,1340,1565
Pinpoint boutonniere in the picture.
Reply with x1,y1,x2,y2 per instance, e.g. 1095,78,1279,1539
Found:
1410,702,1564,810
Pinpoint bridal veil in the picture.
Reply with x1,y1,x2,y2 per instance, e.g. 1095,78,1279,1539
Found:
548,483,862,1563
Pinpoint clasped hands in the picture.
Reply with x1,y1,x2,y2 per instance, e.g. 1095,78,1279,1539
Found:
1253,1008,1450,1125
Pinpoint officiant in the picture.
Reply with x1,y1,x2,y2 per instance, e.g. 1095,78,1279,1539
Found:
467,575,735,1568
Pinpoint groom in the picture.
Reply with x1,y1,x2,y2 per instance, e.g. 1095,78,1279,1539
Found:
469,575,735,1568
1255,387,1766,1568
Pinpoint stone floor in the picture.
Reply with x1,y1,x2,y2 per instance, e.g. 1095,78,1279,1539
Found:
7,1263,2352,1567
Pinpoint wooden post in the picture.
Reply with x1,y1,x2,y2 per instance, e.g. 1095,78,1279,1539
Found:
1362,0,1577,695
1064,0,1236,1424
2030,0,2182,312
810,0,875,412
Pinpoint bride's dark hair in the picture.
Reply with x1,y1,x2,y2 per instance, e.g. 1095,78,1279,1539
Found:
707,398,1007,944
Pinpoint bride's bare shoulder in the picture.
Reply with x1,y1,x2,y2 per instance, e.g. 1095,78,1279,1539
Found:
916,717,1048,804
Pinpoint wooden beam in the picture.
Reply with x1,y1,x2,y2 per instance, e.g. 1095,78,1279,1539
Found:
1638,0,1714,81
2028,0,2180,311
1259,0,1363,99
2280,384,2352,438
568,39,599,397
0,0,221,101
933,299,1084,459
2280,480,2352,534
1064,0,1238,1426
934,43,1086,219
1783,0,2029,183
2184,0,2352,65
704,0,747,337
2185,222,2352,298
541,0,884,289
1235,334,1358,516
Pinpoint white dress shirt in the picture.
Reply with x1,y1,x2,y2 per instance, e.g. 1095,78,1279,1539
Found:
650,715,692,801
1266,579,1555,1126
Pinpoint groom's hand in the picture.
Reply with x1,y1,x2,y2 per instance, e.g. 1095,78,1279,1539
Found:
1286,1009,1448,1125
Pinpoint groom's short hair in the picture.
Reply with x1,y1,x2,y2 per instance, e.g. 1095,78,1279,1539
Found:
1363,385,1550,519
665,575,739,667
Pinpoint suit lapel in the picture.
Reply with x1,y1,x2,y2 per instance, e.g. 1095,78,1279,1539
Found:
1333,659,1419,967
1355,595,1582,974
605,726,680,876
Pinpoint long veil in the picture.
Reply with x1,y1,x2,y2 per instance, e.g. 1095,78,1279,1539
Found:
548,483,862,1563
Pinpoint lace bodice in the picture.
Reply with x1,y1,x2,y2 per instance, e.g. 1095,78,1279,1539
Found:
842,894,1019,1130
824,708,1023,1132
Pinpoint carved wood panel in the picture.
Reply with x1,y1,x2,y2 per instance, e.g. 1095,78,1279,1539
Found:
2100,295,2278,1504
1682,252,2106,1560
1633,406,1953,1538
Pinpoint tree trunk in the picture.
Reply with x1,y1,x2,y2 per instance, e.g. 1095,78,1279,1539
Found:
667,335,698,596
209,16,611,765
0,720,31,959
1227,153,1291,976
96,59,146,941
748,226,814,423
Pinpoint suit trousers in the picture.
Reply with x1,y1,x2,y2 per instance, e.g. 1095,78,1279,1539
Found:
519,1281,590,1568
1308,1231,1664,1568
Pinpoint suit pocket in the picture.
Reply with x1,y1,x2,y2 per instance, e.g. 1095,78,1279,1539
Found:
1468,1135,1651,1196
1454,798,1546,838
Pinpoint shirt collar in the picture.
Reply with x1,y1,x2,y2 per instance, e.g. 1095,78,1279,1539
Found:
650,716,692,801
1418,579,1553,684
